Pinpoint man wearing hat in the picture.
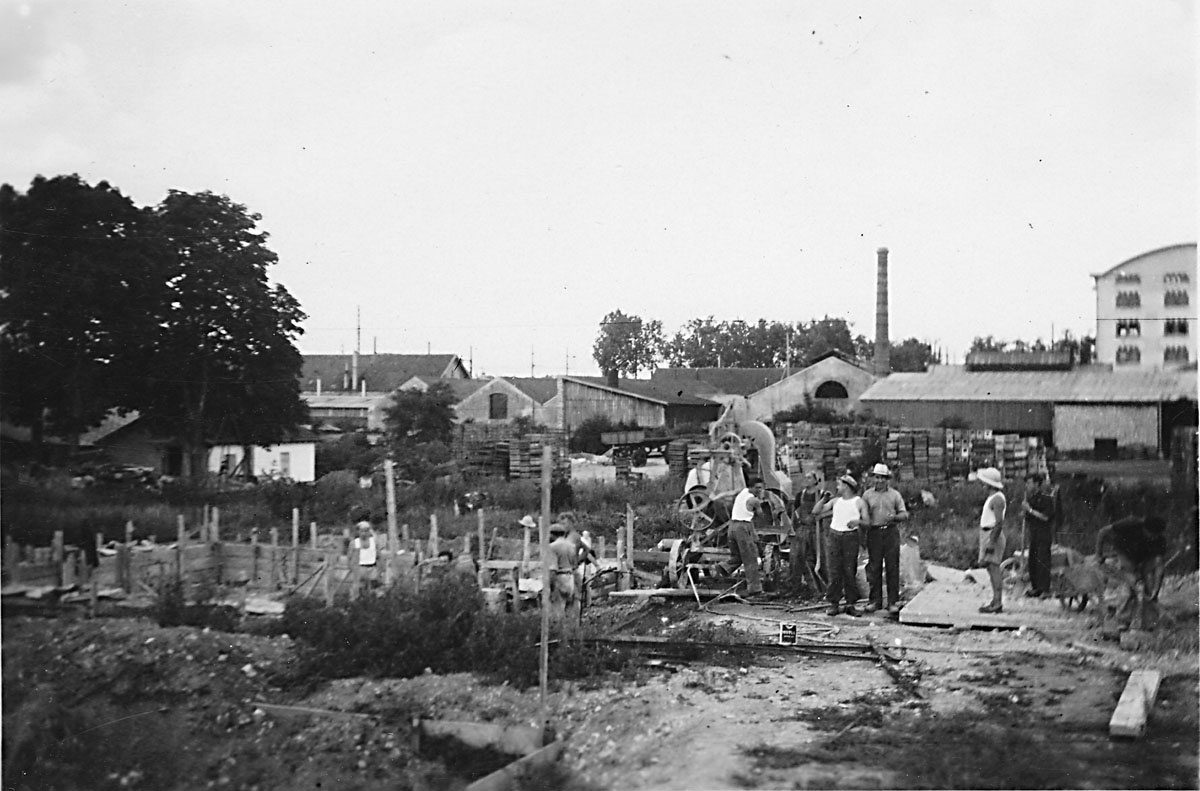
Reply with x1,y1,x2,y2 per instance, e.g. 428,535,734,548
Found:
860,463,909,615
974,467,1008,613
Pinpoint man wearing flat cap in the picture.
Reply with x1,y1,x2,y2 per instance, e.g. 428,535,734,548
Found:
860,463,908,615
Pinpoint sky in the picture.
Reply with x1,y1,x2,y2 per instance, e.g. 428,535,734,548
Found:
2,0,1195,377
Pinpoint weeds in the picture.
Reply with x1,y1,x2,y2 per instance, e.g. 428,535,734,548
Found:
281,576,634,688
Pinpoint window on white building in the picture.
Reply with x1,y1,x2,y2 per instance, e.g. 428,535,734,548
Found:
489,393,508,420
1115,345,1142,365
1164,346,1190,364
1116,319,1141,337
1115,291,1141,308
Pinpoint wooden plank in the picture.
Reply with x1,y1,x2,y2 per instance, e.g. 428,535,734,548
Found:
608,588,731,599
419,719,543,757
1109,670,1161,738
466,740,563,791
255,702,371,722
632,550,669,564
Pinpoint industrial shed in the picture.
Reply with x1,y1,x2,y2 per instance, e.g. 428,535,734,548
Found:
746,352,877,421
859,365,1196,455
452,377,557,426
558,376,721,432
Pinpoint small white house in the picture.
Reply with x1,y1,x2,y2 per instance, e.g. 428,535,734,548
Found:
208,439,317,482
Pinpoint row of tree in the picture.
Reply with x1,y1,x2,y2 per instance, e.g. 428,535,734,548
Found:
592,309,940,375
1,175,307,475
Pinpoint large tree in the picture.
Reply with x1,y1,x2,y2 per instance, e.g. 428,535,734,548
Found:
136,190,307,477
592,309,664,377
0,175,163,455
888,337,940,372
383,381,457,480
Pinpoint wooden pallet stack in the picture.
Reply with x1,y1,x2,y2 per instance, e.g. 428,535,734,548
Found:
995,434,1027,481
667,440,693,481
968,430,995,471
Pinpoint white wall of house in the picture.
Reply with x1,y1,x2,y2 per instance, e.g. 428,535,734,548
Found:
746,357,877,421
1052,404,1159,452
1094,244,1196,371
454,379,541,424
208,442,317,482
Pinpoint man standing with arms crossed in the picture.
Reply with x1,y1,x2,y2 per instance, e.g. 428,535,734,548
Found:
860,463,909,615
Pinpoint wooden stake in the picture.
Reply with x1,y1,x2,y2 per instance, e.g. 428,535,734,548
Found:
488,528,498,561
124,521,134,593
402,521,410,544
270,527,280,590
539,444,553,717
386,519,399,587
385,458,399,547
429,514,439,557
476,509,486,564
616,535,628,591
626,504,635,568
462,533,471,557
522,525,531,571
177,515,186,587
350,544,361,601
310,521,318,551
597,536,605,560
212,507,220,543
251,529,259,589
291,515,300,585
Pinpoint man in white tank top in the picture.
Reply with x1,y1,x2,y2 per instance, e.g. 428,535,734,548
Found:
974,467,1007,613
726,479,766,598
813,474,869,616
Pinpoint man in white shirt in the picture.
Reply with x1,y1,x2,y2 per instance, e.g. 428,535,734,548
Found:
726,479,766,598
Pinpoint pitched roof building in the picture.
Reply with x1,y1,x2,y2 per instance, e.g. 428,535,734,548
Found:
300,353,469,393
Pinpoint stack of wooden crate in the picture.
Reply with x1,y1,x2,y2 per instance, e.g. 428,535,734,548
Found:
667,440,692,481
995,434,1029,481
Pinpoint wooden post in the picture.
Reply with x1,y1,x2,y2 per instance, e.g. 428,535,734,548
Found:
616,535,628,591
270,527,280,590
52,530,64,588
211,507,220,543
251,530,259,589
124,521,135,593
510,566,521,612
522,525,531,571
626,504,635,568
323,550,334,606
429,514,439,557
385,458,399,547
291,515,300,586
386,520,400,588
462,533,471,557
597,536,606,559
350,544,361,601
488,528,499,561
310,521,318,551
476,510,486,564
401,521,410,545
539,444,552,715
177,515,187,588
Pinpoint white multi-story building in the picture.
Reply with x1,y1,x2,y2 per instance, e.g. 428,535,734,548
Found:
1092,243,1196,370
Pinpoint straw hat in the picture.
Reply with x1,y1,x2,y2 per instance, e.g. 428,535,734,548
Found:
871,463,892,478
518,515,537,529
974,467,1004,490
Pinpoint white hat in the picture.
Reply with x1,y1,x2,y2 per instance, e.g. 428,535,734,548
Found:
871,463,892,478
837,474,859,492
518,515,537,529
975,467,1004,490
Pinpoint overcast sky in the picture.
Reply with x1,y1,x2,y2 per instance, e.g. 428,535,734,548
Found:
3,1,1195,377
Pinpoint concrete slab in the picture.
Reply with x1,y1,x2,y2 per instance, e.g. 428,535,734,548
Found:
899,579,1087,631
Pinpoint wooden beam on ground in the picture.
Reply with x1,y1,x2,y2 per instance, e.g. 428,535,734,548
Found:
466,740,563,791
632,550,669,564
418,719,543,757
254,702,371,722
608,588,730,600
1109,670,1161,739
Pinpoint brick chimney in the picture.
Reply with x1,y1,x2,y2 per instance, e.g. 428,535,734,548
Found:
874,247,890,377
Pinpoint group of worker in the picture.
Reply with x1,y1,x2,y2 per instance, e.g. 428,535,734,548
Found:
724,462,1063,618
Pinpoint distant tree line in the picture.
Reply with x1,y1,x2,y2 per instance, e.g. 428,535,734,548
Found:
592,309,940,376
1,174,307,476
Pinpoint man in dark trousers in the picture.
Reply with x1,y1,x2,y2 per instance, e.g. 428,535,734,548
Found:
860,463,909,615
1020,473,1056,597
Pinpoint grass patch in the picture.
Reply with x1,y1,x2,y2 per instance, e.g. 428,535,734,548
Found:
280,575,634,688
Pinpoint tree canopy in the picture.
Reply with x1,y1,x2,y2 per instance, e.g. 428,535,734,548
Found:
0,175,307,474
592,309,664,377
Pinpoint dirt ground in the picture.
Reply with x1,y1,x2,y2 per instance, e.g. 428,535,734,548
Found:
4,575,1198,791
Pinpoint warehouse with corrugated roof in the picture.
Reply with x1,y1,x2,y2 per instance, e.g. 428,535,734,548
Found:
859,358,1196,456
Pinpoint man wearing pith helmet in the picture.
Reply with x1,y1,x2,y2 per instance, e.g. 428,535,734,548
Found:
974,467,1008,614
860,463,909,615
